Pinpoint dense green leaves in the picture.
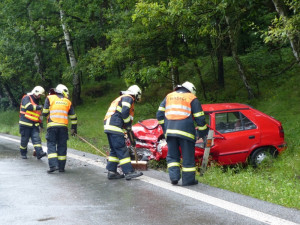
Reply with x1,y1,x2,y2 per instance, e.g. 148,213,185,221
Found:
0,0,300,109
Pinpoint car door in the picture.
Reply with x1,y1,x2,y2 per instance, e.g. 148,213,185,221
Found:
211,111,260,165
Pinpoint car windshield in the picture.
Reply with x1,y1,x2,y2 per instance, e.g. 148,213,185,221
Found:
215,111,256,133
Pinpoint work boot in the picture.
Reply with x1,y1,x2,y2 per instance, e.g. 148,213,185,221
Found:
37,152,47,159
107,171,125,180
171,180,178,185
21,155,28,159
182,180,198,186
47,167,59,173
59,169,65,172
125,171,143,180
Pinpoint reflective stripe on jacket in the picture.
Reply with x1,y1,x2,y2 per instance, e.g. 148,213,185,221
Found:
165,92,196,120
104,95,134,121
104,95,134,134
19,95,42,125
156,88,206,142
47,95,72,127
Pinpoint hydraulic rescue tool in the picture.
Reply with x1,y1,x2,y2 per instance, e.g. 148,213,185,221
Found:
127,130,148,170
200,129,214,176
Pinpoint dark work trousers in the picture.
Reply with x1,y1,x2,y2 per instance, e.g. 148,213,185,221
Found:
106,133,134,174
46,127,68,170
166,136,196,185
19,125,44,157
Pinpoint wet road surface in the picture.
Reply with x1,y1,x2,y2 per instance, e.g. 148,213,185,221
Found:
0,134,299,225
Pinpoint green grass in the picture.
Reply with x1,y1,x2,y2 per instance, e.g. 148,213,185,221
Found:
0,110,20,136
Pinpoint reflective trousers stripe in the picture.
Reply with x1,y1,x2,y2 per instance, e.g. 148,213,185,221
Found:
167,162,181,168
108,156,120,163
182,167,196,172
119,157,131,165
48,153,58,159
58,156,67,160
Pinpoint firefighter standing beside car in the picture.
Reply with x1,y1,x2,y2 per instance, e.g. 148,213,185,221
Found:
156,81,208,186
42,84,77,173
19,86,47,160
104,85,143,180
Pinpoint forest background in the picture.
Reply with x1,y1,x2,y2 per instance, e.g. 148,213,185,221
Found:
0,0,299,210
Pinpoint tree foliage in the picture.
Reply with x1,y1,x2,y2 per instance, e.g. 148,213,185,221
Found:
0,0,299,110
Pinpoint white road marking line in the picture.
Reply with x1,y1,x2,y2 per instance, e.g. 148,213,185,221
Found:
1,135,298,225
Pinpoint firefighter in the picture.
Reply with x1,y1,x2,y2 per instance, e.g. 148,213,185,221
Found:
104,85,143,180
19,86,47,160
42,84,77,173
156,81,208,186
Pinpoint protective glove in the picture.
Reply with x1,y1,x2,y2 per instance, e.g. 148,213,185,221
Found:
36,105,43,110
127,130,136,147
197,127,209,139
71,128,77,137
125,125,132,131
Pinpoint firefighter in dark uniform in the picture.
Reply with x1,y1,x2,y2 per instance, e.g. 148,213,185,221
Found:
156,81,208,186
104,85,143,180
42,84,77,173
19,86,47,159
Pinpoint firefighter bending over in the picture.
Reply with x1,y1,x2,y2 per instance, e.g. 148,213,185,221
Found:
104,85,143,180
156,81,208,186
42,84,77,173
19,86,47,160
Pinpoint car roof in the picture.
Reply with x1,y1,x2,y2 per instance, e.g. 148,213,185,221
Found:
202,103,251,113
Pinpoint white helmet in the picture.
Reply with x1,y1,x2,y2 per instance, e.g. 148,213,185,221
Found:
55,84,69,98
182,81,196,95
127,85,142,102
29,86,45,97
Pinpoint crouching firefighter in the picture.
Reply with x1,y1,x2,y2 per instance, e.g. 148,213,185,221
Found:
42,84,77,173
19,86,47,160
104,85,143,180
156,81,208,186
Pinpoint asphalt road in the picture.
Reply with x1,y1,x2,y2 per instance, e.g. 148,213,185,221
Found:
0,133,299,225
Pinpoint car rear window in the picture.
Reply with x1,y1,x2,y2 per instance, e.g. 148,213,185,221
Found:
215,111,256,133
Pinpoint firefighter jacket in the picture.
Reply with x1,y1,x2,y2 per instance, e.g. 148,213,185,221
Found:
19,94,42,127
104,94,135,135
156,88,207,142
42,94,77,129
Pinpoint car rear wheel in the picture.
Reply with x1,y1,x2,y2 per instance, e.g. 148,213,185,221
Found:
249,147,277,168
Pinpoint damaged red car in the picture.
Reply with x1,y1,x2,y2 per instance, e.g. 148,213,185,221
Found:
128,103,287,167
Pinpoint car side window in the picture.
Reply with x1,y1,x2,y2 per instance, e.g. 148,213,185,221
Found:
215,111,256,133
240,113,257,130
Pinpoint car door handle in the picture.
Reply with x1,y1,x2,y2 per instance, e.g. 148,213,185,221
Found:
249,135,255,139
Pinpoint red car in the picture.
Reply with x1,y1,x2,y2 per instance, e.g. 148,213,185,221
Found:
128,103,287,166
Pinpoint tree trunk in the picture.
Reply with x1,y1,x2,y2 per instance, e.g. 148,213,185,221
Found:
59,3,81,106
194,61,207,101
272,0,300,64
169,59,179,89
216,43,225,88
1,81,18,109
225,14,255,99
27,7,46,84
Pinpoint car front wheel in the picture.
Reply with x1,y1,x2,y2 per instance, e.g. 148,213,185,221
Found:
249,147,277,167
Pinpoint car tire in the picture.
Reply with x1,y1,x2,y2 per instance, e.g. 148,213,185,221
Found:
249,147,277,168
